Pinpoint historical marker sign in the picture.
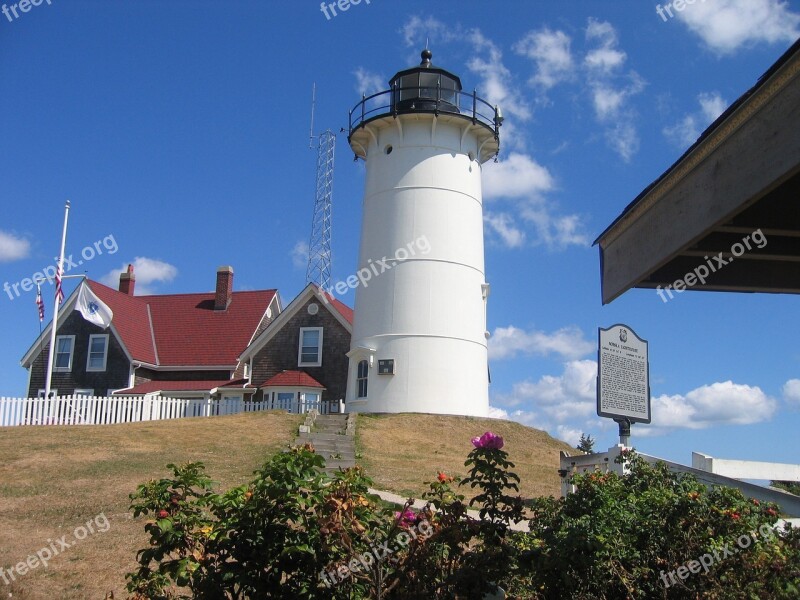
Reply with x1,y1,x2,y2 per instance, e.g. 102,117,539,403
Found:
597,324,651,424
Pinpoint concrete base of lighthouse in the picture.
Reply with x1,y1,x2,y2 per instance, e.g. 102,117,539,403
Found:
346,335,489,417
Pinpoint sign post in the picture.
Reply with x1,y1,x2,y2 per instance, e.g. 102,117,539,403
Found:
597,324,650,446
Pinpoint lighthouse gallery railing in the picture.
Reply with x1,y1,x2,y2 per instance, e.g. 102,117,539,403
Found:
349,85,502,139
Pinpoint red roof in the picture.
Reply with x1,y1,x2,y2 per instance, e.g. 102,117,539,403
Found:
260,370,325,389
114,378,254,395
318,288,353,325
88,280,276,368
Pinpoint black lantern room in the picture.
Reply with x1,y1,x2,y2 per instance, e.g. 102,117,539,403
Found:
389,49,462,114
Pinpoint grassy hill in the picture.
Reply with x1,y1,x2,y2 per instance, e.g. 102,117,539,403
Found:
0,411,573,598
356,413,574,500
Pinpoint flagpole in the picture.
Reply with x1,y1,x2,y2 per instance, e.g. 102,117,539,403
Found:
44,200,70,400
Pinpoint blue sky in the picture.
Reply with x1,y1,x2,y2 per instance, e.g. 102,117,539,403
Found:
1,0,799,469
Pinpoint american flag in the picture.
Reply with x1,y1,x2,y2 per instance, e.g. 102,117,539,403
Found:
54,265,64,305
36,287,45,322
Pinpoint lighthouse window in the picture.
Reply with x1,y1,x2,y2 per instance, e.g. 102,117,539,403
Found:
357,360,369,398
419,72,438,99
298,327,323,367
441,77,457,105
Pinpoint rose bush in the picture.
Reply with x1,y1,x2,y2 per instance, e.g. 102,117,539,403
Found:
127,436,800,599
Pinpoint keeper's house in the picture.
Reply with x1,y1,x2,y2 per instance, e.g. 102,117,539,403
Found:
20,266,352,412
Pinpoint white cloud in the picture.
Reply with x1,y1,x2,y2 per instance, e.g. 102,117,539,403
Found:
497,360,598,423
520,208,590,249
0,230,30,262
482,153,588,249
606,120,641,162
353,67,384,96
482,152,554,199
489,326,593,361
484,212,526,248
664,91,728,147
783,379,800,406
663,114,700,148
698,92,727,121
462,28,532,151
585,19,627,73
513,28,575,89
291,240,309,270
556,425,584,447
101,257,177,295
487,405,510,420
651,381,776,430
583,19,645,161
400,15,450,49
674,0,800,54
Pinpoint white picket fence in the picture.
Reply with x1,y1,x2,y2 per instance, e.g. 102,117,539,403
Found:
0,395,341,427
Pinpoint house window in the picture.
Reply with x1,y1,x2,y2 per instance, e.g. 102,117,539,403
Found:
276,392,296,410
357,359,369,398
298,327,323,367
86,334,109,372
53,335,75,372
74,389,94,397
38,389,58,399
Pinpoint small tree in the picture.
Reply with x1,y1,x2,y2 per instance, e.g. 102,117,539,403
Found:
576,433,595,454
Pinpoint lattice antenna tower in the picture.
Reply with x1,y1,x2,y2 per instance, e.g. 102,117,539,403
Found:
306,83,335,291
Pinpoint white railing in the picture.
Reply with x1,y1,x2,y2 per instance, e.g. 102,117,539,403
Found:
0,395,286,427
266,396,343,415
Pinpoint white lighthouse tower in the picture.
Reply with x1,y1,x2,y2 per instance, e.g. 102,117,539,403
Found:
345,50,502,417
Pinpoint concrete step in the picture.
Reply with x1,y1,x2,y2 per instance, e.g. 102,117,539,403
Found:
297,432,350,442
315,417,348,425
297,438,350,449
314,426,346,434
294,438,355,452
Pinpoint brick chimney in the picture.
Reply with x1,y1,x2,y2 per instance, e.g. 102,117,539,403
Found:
214,266,234,310
119,264,135,296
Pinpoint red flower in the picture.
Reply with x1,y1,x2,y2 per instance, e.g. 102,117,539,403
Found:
157,509,169,519
437,472,448,482
730,512,740,520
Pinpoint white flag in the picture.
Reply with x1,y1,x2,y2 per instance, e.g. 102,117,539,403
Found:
76,283,113,329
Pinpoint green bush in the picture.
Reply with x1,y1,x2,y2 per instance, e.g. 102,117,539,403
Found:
126,440,800,599
513,450,800,599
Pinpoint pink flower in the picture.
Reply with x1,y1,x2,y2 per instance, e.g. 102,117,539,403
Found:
471,431,504,450
395,509,417,528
